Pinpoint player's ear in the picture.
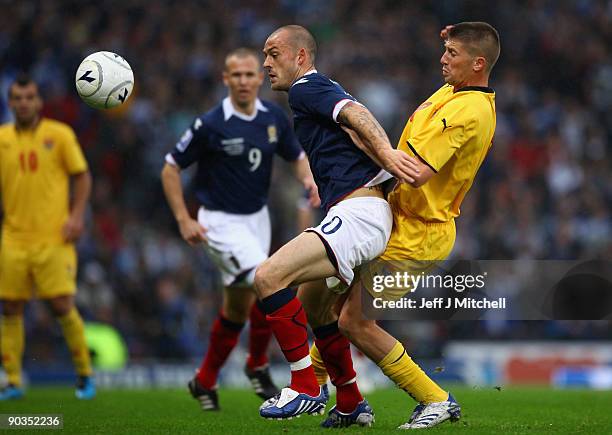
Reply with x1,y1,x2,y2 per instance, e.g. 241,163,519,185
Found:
257,70,264,85
222,70,230,87
473,56,486,73
297,48,307,66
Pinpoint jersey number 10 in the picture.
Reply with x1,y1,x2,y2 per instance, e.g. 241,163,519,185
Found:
19,151,38,173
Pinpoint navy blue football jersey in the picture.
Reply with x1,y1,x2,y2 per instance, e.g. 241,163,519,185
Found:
168,98,303,214
288,71,385,210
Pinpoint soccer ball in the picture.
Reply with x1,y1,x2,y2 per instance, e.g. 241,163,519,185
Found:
75,51,134,109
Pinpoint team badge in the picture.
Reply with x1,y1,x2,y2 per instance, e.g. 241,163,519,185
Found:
267,125,278,143
44,138,54,149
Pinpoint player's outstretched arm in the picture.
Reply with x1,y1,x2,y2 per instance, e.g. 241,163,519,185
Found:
63,170,92,242
292,155,320,207
337,102,420,184
160,163,207,246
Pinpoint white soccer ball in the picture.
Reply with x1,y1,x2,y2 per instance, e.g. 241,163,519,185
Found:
75,51,134,109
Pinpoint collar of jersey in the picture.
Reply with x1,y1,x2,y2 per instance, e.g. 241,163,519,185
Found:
223,97,268,122
291,69,318,88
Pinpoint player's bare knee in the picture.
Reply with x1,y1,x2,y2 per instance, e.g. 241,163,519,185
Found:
338,309,359,340
1,300,25,316
48,295,74,317
253,263,273,298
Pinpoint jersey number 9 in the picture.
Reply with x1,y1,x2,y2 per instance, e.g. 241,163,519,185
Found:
248,148,262,172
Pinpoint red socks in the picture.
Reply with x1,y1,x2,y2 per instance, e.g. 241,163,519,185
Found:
196,314,244,389
246,301,272,370
261,288,320,397
314,322,363,413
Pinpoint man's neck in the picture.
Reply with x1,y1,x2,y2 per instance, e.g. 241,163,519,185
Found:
230,98,256,116
453,76,489,91
294,64,316,82
15,116,41,131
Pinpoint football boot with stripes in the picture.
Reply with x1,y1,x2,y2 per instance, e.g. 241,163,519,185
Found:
188,377,219,411
398,393,461,429
260,385,328,420
320,399,375,428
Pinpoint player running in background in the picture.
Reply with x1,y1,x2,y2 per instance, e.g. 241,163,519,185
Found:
161,48,318,411
310,22,500,429
0,75,95,400
256,25,420,422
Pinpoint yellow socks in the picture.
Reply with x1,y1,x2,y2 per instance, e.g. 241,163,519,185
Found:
309,343,329,386
0,315,24,386
58,308,92,377
378,341,447,404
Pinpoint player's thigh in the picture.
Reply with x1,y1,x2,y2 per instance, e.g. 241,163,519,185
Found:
256,231,337,294
298,279,339,328
307,197,392,288
31,243,77,299
222,286,257,323
0,243,34,300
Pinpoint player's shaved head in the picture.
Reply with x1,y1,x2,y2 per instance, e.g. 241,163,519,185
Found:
448,22,500,73
270,25,317,62
224,47,261,71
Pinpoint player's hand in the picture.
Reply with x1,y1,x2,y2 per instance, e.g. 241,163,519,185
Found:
380,149,420,185
303,177,321,208
440,25,454,40
178,218,207,246
62,213,85,242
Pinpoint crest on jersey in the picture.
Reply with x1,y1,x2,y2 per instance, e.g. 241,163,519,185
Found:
267,125,278,143
44,138,54,149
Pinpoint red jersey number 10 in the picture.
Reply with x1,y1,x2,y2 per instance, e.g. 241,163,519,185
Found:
19,151,38,172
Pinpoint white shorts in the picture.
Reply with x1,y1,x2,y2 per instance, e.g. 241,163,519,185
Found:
306,197,392,286
198,206,271,287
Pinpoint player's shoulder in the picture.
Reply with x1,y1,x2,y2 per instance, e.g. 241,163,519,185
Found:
440,86,493,120
195,103,225,131
0,122,13,137
290,71,333,93
40,118,77,138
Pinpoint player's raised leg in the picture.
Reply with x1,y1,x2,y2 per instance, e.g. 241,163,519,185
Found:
255,232,336,419
0,300,26,400
338,284,460,429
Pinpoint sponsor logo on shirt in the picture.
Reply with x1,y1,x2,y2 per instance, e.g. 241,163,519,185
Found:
221,138,245,155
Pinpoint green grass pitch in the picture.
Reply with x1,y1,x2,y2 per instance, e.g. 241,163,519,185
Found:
3,386,612,434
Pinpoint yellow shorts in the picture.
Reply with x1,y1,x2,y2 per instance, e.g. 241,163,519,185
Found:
362,215,456,300
0,241,77,300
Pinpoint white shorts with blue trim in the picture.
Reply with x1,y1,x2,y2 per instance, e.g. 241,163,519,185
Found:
306,197,392,287
198,205,271,287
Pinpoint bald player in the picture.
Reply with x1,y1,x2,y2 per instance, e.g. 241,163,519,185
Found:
255,25,421,422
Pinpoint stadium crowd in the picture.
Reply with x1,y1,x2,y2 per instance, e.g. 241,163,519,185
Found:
0,0,610,366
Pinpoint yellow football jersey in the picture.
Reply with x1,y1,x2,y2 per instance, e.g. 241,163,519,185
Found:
0,118,88,244
389,84,496,222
